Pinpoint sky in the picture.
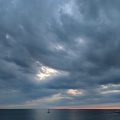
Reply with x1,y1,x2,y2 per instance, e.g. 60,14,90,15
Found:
1,0,120,109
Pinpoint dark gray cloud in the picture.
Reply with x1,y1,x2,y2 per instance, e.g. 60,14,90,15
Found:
0,0,120,108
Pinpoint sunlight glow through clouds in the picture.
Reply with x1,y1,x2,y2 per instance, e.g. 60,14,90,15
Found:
37,66,59,80
67,89,84,95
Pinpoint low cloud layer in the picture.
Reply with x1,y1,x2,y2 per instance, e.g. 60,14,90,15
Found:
0,0,120,108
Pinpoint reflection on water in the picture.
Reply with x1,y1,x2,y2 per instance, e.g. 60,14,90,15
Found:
0,109,35,120
0,109,120,120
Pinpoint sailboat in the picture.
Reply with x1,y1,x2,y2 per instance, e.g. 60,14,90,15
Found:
47,109,50,113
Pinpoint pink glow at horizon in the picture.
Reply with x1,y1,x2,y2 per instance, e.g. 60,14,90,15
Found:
52,104,120,109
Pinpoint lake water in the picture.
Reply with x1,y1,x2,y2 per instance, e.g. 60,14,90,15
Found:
0,109,120,120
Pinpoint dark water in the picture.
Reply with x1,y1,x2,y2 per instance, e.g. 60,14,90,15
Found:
0,109,120,120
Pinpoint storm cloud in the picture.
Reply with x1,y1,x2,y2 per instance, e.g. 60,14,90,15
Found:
0,0,120,108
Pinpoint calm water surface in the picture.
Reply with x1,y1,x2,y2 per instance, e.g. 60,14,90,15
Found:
0,109,120,120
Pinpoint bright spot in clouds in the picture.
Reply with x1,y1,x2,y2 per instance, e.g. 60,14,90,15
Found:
37,66,59,80
67,89,84,95
101,85,108,89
